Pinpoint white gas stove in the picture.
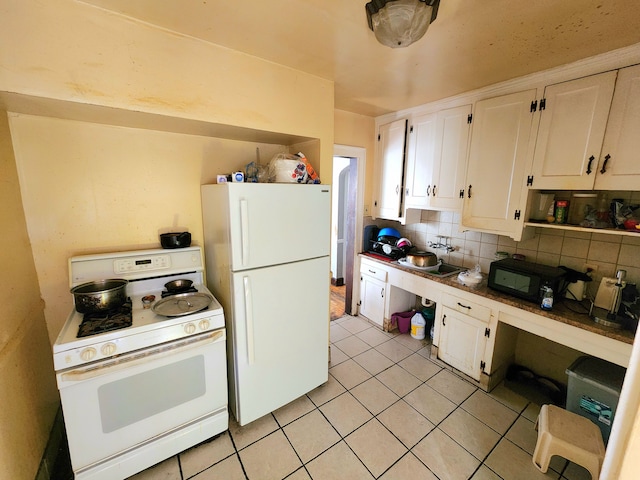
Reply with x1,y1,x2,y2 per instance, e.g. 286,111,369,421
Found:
53,246,228,480
53,246,223,370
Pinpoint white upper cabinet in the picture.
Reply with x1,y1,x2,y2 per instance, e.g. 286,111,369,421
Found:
462,90,538,240
405,105,471,211
430,105,472,210
529,71,617,190
405,112,436,209
373,118,408,220
594,64,640,190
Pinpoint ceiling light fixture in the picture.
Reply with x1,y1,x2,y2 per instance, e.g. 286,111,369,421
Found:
365,0,440,48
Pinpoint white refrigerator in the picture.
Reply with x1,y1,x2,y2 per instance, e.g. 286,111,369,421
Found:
201,183,331,426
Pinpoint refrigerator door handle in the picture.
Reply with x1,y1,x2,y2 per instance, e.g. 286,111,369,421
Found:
243,275,255,365
240,198,249,267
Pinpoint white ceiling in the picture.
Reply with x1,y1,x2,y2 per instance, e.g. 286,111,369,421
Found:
81,0,640,117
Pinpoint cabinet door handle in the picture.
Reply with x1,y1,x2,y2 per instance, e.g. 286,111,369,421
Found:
467,185,472,198
426,185,431,196
442,314,446,326
586,155,595,174
396,185,399,195
600,154,610,174
433,185,437,197
381,288,384,298
457,302,471,310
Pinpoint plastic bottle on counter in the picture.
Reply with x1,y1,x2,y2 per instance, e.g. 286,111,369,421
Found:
540,283,554,311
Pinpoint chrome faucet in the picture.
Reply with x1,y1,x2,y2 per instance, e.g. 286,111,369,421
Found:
428,236,455,253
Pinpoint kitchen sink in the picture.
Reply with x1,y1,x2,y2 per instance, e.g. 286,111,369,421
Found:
422,263,464,278
396,259,464,278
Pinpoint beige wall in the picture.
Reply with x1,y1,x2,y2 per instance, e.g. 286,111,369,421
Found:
0,0,333,162
334,109,375,210
10,114,294,341
0,112,58,479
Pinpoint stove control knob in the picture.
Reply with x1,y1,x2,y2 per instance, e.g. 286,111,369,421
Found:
101,343,117,356
80,347,97,362
184,323,196,335
199,319,210,331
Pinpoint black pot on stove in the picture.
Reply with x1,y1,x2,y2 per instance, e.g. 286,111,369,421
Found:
160,232,191,249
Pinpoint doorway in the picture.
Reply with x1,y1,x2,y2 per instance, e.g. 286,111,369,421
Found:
331,145,366,319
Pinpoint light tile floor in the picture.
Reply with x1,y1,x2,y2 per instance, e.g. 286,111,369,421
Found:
129,315,594,480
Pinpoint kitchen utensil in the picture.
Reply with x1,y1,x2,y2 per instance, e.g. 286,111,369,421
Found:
164,279,194,292
160,232,192,249
396,237,412,249
405,250,438,267
70,279,128,313
458,265,483,287
594,277,623,309
152,292,214,317
397,258,441,271
377,227,401,240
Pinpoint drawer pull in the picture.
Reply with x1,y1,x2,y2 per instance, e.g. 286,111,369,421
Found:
457,302,471,310
368,269,377,274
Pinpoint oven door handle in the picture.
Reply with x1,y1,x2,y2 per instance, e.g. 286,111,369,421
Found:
243,276,256,365
60,330,224,382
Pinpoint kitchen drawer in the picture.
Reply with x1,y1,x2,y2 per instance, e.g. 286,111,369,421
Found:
360,260,388,282
441,292,491,323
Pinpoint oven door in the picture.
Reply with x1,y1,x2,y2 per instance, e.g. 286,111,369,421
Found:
57,330,227,471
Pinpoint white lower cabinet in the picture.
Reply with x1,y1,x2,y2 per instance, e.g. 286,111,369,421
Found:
437,293,491,381
359,271,386,327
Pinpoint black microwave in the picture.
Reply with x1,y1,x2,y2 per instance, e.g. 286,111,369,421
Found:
488,258,566,303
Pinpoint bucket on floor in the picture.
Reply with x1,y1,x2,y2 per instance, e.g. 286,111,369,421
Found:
391,311,413,334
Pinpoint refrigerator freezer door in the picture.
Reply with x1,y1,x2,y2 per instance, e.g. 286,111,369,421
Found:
202,184,331,272
229,256,330,425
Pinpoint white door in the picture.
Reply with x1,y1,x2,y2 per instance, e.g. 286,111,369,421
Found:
405,112,436,209
375,118,407,220
462,89,537,237
231,256,330,425
430,105,472,210
438,306,487,381
595,64,640,190
58,332,228,469
223,183,331,271
359,273,386,327
530,71,616,190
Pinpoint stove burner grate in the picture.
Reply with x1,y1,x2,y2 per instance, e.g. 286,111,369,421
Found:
77,299,133,338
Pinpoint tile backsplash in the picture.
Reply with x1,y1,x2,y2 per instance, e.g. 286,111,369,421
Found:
369,210,640,299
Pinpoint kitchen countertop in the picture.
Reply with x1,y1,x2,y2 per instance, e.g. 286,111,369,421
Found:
361,253,636,346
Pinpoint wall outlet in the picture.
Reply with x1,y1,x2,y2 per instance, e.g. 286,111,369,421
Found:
583,263,598,273
364,204,370,216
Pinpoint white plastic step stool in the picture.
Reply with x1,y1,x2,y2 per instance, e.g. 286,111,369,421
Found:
533,404,605,479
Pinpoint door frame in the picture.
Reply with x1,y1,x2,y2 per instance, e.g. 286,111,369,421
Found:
333,144,366,316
